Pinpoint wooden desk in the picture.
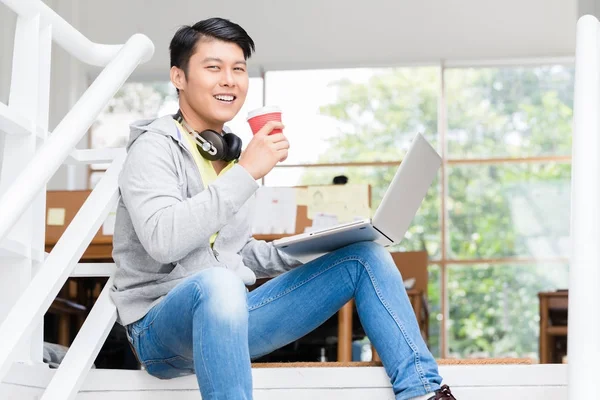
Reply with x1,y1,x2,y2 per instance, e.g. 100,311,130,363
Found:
539,290,568,364
45,186,369,261
45,190,115,262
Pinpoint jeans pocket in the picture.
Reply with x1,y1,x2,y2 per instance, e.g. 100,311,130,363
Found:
125,324,143,366
125,325,134,344
144,355,195,379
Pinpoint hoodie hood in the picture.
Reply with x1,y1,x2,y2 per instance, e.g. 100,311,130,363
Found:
126,115,181,151
126,114,236,151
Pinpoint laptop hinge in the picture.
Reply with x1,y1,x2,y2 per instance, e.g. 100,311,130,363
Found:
373,226,394,244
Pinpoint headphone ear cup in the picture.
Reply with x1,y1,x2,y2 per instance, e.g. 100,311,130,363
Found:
223,133,243,162
196,130,226,161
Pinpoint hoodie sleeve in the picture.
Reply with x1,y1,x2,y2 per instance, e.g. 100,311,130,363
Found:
239,236,304,278
119,133,259,264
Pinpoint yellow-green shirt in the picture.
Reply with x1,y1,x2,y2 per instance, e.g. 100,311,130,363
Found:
175,120,235,246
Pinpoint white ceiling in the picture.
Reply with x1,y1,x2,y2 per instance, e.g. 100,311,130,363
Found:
72,0,578,77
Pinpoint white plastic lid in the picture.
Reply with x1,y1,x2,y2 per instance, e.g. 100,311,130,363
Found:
246,105,282,120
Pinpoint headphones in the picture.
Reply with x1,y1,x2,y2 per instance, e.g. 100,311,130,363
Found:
173,110,242,162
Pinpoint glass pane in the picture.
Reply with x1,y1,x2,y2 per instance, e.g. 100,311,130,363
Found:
427,264,441,358
447,162,571,260
265,165,441,258
447,263,568,359
265,67,440,165
90,78,263,169
446,65,574,158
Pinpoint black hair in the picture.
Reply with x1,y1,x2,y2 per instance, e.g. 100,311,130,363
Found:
170,17,255,80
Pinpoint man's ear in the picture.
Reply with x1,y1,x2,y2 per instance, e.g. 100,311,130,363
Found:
170,66,186,92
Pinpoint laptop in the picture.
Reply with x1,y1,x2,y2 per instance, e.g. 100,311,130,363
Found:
273,133,442,259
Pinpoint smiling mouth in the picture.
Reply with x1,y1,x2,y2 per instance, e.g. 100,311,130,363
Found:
214,94,236,103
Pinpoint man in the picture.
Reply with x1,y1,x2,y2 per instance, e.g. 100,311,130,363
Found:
110,17,457,400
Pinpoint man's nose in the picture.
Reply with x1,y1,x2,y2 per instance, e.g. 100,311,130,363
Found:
221,69,235,87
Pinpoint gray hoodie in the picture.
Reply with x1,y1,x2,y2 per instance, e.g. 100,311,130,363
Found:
109,115,302,326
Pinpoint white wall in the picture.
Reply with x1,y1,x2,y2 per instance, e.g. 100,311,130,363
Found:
579,0,598,17
45,0,89,191
0,4,14,103
0,4,16,182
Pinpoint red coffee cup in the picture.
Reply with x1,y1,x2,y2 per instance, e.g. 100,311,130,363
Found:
247,106,282,135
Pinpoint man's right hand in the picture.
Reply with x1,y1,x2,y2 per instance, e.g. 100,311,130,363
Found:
238,121,289,180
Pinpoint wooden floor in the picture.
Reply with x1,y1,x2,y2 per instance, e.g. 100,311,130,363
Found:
1,362,567,400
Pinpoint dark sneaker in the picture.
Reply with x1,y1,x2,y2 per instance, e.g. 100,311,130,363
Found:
428,385,457,399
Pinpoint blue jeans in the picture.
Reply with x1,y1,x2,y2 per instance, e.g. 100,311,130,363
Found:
125,241,443,399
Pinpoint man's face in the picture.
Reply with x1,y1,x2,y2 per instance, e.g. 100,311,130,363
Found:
178,39,249,126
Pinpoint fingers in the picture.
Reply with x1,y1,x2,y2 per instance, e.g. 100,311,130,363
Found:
277,148,289,162
272,136,289,163
268,132,287,143
256,121,285,136
272,138,290,151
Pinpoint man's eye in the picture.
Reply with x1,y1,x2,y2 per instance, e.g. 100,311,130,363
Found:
207,66,219,70
234,67,246,72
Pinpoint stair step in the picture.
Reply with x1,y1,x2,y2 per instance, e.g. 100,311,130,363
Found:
0,237,44,263
71,263,116,277
42,258,115,278
64,148,125,165
0,103,47,139
1,362,568,400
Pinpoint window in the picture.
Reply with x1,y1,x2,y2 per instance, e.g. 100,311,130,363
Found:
447,163,571,260
447,263,568,358
446,66,573,158
265,63,574,359
265,68,440,166
442,65,573,358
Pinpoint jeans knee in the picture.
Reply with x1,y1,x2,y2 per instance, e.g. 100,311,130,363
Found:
347,241,391,260
188,268,248,322
344,241,398,274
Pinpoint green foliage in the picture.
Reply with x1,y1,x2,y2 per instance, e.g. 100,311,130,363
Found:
448,264,568,358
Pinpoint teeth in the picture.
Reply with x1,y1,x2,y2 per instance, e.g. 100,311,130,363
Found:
215,95,234,101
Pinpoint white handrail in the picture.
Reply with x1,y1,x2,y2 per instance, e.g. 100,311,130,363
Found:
568,14,600,399
41,276,117,400
0,155,124,384
0,31,153,245
1,0,152,66
0,0,153,395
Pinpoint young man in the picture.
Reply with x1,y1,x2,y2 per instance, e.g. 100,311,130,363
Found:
110,17,457,400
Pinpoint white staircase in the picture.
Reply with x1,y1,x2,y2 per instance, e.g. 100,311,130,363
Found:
0,1,597,399
0,0,152,398
0,363,568,400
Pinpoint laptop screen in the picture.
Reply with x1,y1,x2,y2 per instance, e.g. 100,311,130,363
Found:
372,133,441,244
